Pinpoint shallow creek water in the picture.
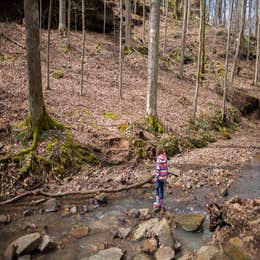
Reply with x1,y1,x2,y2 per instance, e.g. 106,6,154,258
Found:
0,155,259,259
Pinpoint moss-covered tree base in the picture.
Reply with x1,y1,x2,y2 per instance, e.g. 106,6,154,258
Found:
145,114,164,135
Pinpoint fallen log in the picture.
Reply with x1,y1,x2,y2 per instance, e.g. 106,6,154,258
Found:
0,175,154,205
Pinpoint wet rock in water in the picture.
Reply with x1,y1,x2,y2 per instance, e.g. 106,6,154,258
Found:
114,227,131,239
44,198,59,213
219,186,228,197
38,235,57,252
129,208,140,218
142,238,158,254
4,232,41,259
88,247,124,260
224,237,249,260
149,218,174,248
174,213,204,232
0,214,11,224
196,245,223,260
133,253,152,260
95,193,108,204
69,226,90,239
69,206,77,214
17,255,31,260
133,218,159,241
155,246,175,260
174,240,181,251
139,208,150,219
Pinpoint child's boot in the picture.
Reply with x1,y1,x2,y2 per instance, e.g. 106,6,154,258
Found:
153,196,160,208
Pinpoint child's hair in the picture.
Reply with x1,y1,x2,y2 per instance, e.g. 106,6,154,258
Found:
156,145,165,157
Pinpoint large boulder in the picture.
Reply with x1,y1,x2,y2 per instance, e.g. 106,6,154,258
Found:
88,247,124,260
133,218,159,241
174,213,204,232
4,233,41,259
149,218,174,248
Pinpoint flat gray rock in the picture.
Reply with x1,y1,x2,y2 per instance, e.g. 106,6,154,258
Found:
4,232,41,259
44,198,59,213
88,247,124,260
133,218,159,241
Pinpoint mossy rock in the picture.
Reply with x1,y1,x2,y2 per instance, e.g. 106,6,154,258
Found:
104,112,120,120
51,70,64,79
118,123,129,134
146,115,164,135
219,127,231,139
174,213,204,232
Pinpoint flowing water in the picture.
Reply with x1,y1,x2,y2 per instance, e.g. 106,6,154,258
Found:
0,155,259,259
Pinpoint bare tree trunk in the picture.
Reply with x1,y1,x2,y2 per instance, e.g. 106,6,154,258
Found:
39,0,42,36
217,0,222,25
222,0,234,121
80,0,86,96
74,8,77,31
125,0,132,48
142,0,146,42
230,0,247,84
163,0,169,55
254,13,260,85
67,0,71,47
200,0,206,74
255,0,259,37
119,0,123,98
187,0,190,32
58,0,66,34
24,0,56,145
179,0,188,78
46,0,53,91
223,0,226,27
134,0,137,14
193,0,206,121
247,0,252,61
103,0,106,36
147,0,160,116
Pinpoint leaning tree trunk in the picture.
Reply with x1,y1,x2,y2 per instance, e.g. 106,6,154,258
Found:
80,0,86,96
125,0,132,48
222,0,234,121
58,0,66,34
255,0,259,38
193,0,206,121
179,0,188,79
46,0,53,91
147,0,160,117
230,0,247,85
24,0,58,148
254,14,260,85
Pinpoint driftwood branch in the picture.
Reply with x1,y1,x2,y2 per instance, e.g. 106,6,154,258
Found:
0,175,153,205
0,33,26,49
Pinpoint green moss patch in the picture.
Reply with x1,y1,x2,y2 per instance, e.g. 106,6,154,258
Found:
104,112,120,120
51,70,64,79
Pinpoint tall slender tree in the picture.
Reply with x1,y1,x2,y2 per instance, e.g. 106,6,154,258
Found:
80,0,86,96
222,0,234,121
125,0,132,48
119,0,123,98
179,0,188,78
147,0,160,117
230,0,247,84
24,0,60,149
46,0,53,91
58,0,66,34
193,0,206,120
142,0,146,42
103,0,107,36
254,9,260,85
67,0,71,47
255,0,259,37
247,0,252,61
163,0,169,55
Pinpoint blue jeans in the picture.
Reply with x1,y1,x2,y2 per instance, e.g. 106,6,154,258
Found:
155,179,165,199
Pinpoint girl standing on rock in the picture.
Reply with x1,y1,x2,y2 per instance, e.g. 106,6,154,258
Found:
154,145,168,209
